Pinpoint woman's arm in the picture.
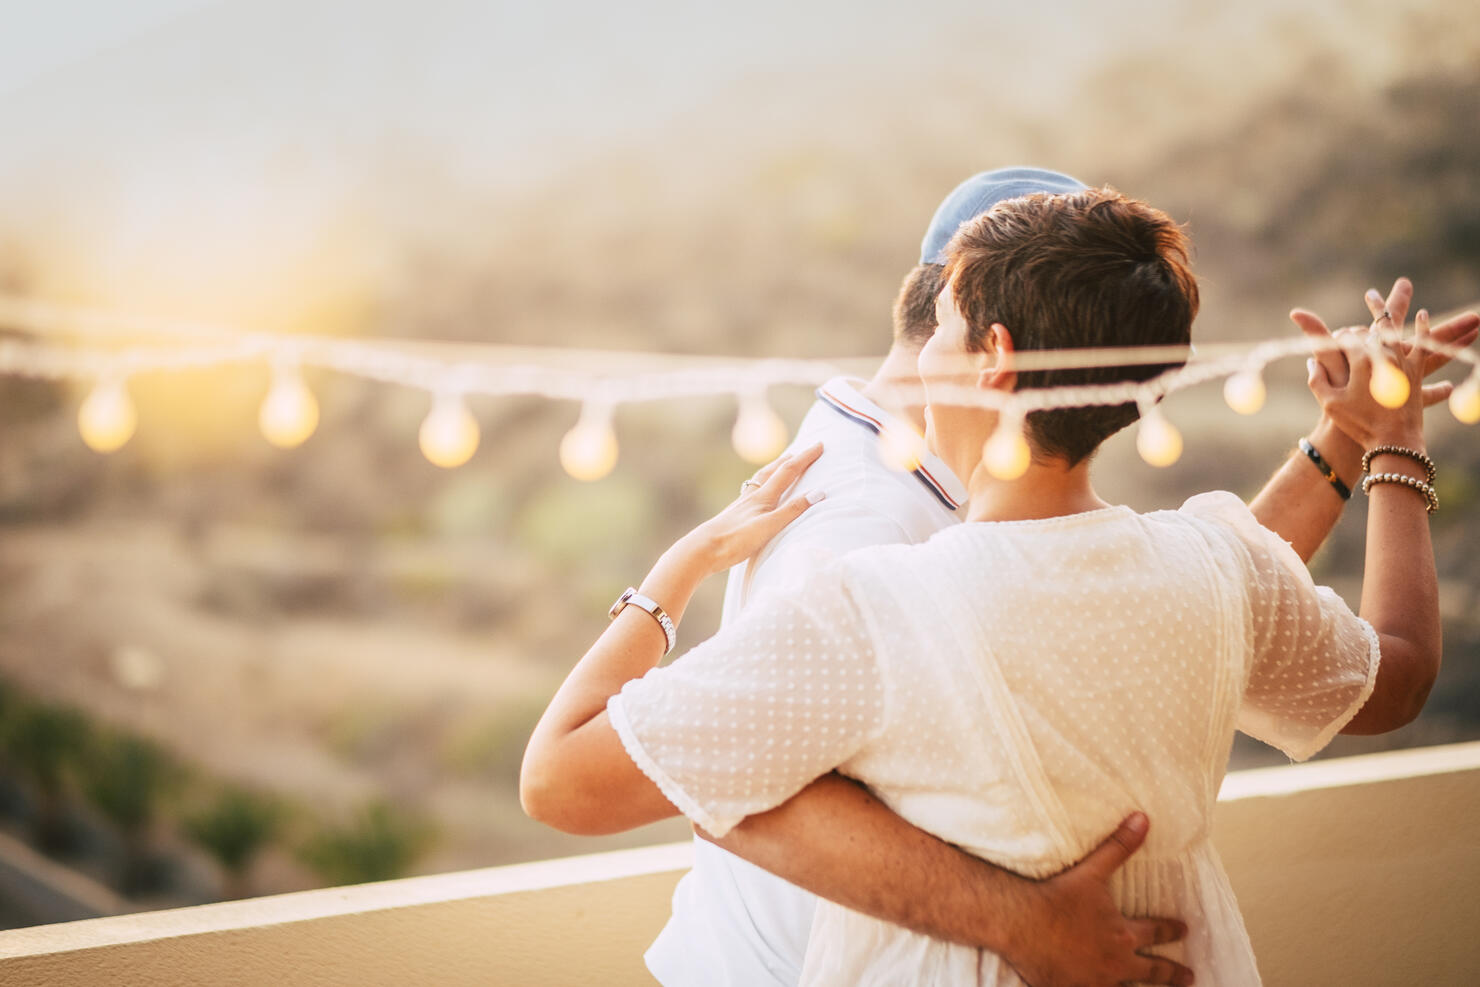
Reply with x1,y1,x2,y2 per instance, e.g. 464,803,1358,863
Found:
519,444,826,834
1295,308,1445,734
1249,278,1478,562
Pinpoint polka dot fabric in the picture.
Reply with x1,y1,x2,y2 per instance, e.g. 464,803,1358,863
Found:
609,490,1379,986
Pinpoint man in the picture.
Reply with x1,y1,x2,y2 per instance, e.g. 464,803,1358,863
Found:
524,169,1478,986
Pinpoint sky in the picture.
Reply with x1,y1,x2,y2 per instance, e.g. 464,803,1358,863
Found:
0,0,1459,325
0,0,223,97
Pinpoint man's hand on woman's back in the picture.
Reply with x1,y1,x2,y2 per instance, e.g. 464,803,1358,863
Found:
1009,813,1194,987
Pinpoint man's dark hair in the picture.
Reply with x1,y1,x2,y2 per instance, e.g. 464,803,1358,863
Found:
942,187,1198,466
891,263,945,347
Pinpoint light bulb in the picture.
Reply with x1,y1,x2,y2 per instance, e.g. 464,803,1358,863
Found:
1369,357,1410,409
560,410,618,481
419,394,480,468
983,418,1031,480
732,394,788,464
259,367,319,449
78,378,137,453
1223,369,1266,416
1450,372,1480,425
1137,408,1183,467
877,424,924,472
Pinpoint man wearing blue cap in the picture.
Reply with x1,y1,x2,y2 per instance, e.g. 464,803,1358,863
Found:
545,169,1476,986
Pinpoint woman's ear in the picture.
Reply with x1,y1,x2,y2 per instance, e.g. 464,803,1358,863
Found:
977,324,1018,393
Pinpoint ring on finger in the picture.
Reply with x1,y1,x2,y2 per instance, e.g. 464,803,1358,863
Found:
740,479,761,493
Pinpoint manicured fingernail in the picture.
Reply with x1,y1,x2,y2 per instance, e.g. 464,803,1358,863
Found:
1366,288,1382,303
806,489,826,504
1126,811,1148,834
1306,358,1316,376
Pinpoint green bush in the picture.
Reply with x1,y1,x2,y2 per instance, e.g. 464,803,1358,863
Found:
0,700,93,850
79,734,183,838
297,800,434,886
184,786,283,899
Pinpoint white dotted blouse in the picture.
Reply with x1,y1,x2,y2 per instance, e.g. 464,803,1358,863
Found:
608,492,1379,986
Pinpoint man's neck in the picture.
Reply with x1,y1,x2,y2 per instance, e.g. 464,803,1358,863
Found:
965,455,1110,524
859,344,928,436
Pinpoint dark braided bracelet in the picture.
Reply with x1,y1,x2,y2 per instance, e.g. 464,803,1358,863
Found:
1298,438,1351,501
1361,445,1436,484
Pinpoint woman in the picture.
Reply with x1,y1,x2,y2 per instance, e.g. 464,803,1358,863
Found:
521,187,1445,984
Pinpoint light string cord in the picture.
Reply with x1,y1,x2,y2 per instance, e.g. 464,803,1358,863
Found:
3,293,1478,474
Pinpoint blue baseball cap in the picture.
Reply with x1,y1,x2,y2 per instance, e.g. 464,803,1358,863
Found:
919,166,1088,265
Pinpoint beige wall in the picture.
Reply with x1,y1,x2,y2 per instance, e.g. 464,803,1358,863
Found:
2,742,1478,986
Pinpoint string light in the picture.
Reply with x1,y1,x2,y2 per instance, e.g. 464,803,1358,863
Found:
419,393,480,468
258,361,319,449
1223,368,1266,415
982,413,1031,480
77,376,138,453
1451,370,1480,425
1369,356,1411,409
560,404,619,482
877,424,925,472
2,294,1476,472
731,391,789,464
1136,405,1183,467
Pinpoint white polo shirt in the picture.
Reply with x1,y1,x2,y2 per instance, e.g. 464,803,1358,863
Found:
645,377,967,987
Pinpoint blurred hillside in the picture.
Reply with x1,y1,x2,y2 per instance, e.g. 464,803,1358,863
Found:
1,0,1478,917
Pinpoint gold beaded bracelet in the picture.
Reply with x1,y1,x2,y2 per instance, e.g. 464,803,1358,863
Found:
1360,445,1436,484
1360,471,1439,513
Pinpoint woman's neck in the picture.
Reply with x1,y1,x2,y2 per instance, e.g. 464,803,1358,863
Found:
965,455,1111,523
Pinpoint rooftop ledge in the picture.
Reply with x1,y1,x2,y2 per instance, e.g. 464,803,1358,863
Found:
2,742,1478,986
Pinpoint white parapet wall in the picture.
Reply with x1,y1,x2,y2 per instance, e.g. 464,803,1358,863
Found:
1,742,1478,986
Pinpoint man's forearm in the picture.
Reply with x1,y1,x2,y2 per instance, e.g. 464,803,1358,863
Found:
1248,417,1361,562
703,772,1038,952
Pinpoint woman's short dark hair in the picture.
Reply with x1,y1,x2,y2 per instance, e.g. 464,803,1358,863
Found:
892,263,945,347
942,187,1199,466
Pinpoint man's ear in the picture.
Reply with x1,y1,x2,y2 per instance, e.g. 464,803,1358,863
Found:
977,323,1018,393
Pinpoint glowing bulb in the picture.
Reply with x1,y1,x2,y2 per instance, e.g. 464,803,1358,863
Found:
78,378,137,453
1137,408,1183,467
258,368,319,449
1450,372,1480,424
878,425,924,472
560,410,618,481
1223,369,1266,415
732,394,788,464
983,418,1031,480
1369,357,1410,409
419,394,480,468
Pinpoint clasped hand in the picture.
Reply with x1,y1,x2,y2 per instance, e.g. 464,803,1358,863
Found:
1292,277,1480,449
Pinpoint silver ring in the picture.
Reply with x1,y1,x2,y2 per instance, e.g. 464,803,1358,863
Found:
740,479,761,493
1376,310,1392,322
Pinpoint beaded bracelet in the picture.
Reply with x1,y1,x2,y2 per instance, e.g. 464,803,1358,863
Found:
1361,445,1436,484
1298,438,1352,500
1361,471,1439,513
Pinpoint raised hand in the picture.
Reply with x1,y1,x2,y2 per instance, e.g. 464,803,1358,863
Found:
1305,310,1429,452
1293,276,1479,406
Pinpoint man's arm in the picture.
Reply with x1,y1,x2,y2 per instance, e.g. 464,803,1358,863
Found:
1249,279,1478,561
708,775,1191,987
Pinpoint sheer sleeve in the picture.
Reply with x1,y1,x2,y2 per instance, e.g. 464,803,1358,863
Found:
1184,492,1380,761
607,569,887,838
